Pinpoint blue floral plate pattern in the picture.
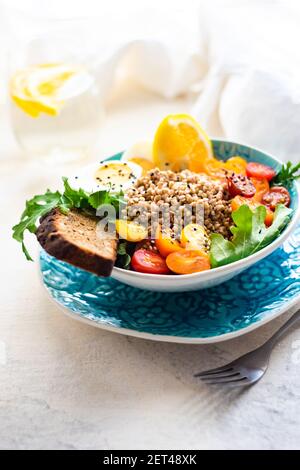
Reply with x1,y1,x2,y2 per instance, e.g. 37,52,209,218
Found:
40,224,300,343
39,141,300,343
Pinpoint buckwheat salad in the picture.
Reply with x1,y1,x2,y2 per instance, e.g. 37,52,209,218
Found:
13,114,298,277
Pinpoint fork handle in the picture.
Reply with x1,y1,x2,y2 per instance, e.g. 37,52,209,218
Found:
264,309,300,350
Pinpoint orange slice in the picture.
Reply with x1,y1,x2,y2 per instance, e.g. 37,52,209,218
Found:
153,114,213,172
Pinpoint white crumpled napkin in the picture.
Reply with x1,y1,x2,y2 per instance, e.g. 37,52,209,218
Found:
88,0,300,163
192,0,300,163
2,0,300,164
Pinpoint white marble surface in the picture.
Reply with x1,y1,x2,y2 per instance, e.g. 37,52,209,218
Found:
1,84,300,450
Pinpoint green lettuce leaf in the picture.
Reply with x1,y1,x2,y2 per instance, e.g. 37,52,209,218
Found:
210,204,293,268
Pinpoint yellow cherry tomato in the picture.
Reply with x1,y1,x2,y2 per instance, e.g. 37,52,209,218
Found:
115,219,148,242
180,224,209,251
155,227,182,258
166,250,211,274
224,156,247,175
251,177,270,202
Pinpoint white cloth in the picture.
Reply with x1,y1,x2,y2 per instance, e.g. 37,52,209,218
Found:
2,0,300,163
192,0,300,163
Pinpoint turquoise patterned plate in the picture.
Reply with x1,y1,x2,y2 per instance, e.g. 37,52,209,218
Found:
40,224,300,343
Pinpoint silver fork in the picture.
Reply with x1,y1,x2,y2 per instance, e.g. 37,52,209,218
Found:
195,309,300,387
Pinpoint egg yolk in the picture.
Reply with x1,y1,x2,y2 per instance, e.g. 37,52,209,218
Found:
94,163,134,191
127,157,154,175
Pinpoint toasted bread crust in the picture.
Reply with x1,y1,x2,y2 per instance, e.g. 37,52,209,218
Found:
36,208,117,277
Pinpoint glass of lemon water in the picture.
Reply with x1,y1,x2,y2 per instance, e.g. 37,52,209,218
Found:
9,30,104,164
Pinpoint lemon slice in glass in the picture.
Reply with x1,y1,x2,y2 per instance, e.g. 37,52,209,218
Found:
10,63,92,118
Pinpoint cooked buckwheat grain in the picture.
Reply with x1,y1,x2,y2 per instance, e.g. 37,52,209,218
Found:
124,168,232,243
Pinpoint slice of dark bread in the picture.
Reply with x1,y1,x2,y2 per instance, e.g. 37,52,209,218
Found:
36,208,117,277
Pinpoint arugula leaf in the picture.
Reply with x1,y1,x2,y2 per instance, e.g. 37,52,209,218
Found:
116,241,131,269
110,191,125,212
88,190,112,209
210,204,293,268
273,161,300,187
12,190,63,261
88,190,125,224
62,177,92,211
13,178,125,260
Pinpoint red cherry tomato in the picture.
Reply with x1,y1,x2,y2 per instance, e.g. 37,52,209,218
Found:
246,162,276,181
227,173,256,198
136,239,158,252
262,186,291,211
131,249,170,274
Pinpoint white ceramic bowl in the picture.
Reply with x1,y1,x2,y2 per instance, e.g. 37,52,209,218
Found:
111,140,300,292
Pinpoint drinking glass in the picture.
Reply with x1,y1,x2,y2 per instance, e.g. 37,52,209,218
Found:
8,18,105,164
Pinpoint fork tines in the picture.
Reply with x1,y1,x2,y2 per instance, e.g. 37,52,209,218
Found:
194,366,249,386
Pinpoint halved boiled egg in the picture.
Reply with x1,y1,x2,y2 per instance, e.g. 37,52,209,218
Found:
68,160,142,193
121,141,155,174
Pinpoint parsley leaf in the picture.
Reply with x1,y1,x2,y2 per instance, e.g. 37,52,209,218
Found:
210,204,293,268
273,161,300,188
